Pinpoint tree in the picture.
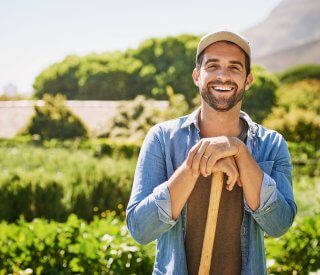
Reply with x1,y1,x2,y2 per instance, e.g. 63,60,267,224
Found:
241,65,279,123
263,79,320,143
279,64,320,84
33,55,82,99
131,34,200,105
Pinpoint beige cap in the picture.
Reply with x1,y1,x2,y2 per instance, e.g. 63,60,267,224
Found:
196,31,251,63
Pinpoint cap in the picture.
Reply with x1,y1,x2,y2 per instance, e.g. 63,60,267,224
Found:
196,31,251,63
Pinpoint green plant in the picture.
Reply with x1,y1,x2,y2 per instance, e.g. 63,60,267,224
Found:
266,213,320,274
0,214,154,274
0,143,136,221
279,64,320,84
102,95,164,141
21,94,88,140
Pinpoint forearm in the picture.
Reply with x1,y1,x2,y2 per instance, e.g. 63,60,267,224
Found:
235,143,263,211
167,161,198,220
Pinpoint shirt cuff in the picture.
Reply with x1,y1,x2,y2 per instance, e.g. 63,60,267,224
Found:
153,182,177,226
244,172,278,214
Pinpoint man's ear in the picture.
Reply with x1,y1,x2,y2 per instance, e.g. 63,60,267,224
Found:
192,68,200,87
245,72,254,91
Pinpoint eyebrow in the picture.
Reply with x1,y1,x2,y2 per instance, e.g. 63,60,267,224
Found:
204,58,244,69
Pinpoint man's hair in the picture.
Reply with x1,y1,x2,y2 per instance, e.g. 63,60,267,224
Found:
196,41,251,76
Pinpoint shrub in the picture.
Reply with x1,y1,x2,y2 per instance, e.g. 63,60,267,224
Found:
263,79,320,143
241,65,279,123
263,107,320,143
0,214,154,274
0,144,136,222
102,95,164,141
266,213,320,274
21,94,88,140
279,64,320,84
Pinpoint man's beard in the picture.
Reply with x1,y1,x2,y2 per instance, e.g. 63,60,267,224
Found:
200,80,246,112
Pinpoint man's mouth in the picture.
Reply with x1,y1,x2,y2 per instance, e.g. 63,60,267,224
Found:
210,85,236,93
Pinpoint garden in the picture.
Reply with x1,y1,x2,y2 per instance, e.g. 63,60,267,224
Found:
0,35,319,274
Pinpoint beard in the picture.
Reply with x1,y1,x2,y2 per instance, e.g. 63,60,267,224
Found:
200,80,246,112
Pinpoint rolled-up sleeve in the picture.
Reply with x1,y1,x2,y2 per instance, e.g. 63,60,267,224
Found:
244,136,297,237
126,125,176,245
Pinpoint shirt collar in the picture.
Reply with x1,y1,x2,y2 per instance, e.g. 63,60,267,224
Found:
181,107,201,130
180,107,257,134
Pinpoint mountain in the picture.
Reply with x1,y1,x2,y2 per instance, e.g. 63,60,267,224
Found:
242,0,320,71
255,38,320,72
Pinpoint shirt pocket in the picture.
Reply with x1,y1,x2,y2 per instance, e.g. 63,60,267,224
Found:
258,160,275,176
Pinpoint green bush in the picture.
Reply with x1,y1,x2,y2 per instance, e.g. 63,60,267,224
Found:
242,65,279,123
0,144,136,222
279,64,320,84
274,79,320,113
263,79,320,143
0,214,154,274
21,94,88,140
102,95,164,141
288,141,320,178
0,137,142,159
263,107,320,143
266,213,320,274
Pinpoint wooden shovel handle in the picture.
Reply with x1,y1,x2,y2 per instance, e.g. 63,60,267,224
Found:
198,172,224,275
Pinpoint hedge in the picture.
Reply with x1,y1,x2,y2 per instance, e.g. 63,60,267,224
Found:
0,213,319,274
0,214,154,274
0,144,136,222
266,213,320,274
0,137,142,159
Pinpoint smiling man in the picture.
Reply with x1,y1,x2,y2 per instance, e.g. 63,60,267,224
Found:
126,31,297,274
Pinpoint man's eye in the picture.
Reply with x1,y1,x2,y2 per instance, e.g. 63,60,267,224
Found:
207,64,218,69
231,66,240,71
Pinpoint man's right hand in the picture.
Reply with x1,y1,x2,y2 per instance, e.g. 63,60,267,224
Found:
185,136,243,191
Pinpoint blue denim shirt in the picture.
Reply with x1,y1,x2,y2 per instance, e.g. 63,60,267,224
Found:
126,109,297,275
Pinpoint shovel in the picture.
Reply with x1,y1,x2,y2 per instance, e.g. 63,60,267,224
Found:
198,171,224,275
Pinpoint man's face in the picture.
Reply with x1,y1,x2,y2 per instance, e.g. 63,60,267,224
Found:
193,41,253,112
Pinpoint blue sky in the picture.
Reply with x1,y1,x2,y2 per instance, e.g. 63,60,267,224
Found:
0,0,282,95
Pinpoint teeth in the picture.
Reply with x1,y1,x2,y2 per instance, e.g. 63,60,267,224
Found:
213,86,233,91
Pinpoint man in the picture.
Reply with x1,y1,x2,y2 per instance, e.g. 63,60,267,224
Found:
126,31,297,274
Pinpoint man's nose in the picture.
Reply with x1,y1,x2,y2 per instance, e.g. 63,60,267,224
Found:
216,68,231,82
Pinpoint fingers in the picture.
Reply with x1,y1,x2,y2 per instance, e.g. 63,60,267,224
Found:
186,136,242,179
212,157,239,191
191,141,209,176
186,141,202,167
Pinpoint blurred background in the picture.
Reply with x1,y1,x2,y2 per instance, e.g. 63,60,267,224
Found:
0,0,319,274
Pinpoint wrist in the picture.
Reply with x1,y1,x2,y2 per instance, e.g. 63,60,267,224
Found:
234,138,247,160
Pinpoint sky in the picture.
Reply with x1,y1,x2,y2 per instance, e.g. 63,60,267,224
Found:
0,0,282,95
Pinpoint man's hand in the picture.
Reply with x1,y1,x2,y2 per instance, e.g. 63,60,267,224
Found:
211,156,242,191
186,136,244,176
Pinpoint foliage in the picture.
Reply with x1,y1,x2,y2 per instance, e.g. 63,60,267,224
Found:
103,87,190,141
102,95,164,141
263,79,320,143
241,65,279,123
162,86,190,120
131,34,199,104
77,53,145,100
32,35,200,104
274,79,320,113
21,94,88,140
263,107,319,143
0,136,142,159
0,214,154,274
279,64,320,84
288,141,320,178
266,213,320,274
0,143,136,222
33,55,82,99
